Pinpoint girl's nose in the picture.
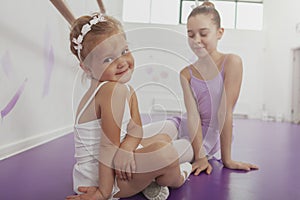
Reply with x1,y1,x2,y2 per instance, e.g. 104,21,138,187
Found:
194,33,201,44
116,57,127,69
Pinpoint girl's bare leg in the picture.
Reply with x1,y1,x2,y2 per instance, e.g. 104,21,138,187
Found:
142,120,194,163
142,120,178,146
114,141,186,198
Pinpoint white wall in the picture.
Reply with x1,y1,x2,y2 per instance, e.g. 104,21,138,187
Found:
118,1,265,118
124,22,265,119
121,0,300,122
262,0,300,121
0,0,96,160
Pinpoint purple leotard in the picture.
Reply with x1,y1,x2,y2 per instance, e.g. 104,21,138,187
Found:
169,56,227,156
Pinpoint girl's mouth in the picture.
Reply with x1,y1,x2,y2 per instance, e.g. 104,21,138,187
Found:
116,68,129,75
193,44,204,50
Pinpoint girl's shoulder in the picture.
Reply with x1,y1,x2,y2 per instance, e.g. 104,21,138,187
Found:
223,53,243,72
96,81,132,104
224,53,242,66
222,53,243,78
180,66,192,80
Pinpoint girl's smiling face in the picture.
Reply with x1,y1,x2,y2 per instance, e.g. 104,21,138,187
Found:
83,32,134,83
187,14,223,57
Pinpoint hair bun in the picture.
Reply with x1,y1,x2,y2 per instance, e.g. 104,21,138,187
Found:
200,1,215,8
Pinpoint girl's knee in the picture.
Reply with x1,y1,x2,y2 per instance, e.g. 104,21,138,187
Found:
170,177,185,188
151,141,179,165
156,166,185,188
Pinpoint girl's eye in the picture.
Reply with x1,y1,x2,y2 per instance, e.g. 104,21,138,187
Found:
200,31,209,37
103,57,114,63
122,48,130,55
188,34,194,38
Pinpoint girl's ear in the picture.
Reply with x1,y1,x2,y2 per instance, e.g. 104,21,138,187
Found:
217,27,224,40
80,62,92,76
79,62,86,71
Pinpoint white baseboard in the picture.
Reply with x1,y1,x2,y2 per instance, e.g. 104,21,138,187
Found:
0,125,73,161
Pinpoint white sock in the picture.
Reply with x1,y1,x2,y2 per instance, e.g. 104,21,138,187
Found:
172,139,194,163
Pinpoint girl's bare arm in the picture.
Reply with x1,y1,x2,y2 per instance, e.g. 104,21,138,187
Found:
50,0,75,24
219,54,258,170
96,0,106,14
180,68,212,175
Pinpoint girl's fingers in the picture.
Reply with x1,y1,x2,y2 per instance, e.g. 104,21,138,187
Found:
126,165,132,180
194,167,203,176
121,170,127,180
115,169,122,179
245,163,258,170
250,164,259,170
191,163,198,172
65,196,75,199
240,162,259,171
122,164,129,180
65,195,80,200
206,164,213,175
78,186,89,193
131,160,136,173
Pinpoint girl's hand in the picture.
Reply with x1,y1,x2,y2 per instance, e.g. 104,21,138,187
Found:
192,157,213,175
65,186,106,200
113,149,136,181
223,160,259,171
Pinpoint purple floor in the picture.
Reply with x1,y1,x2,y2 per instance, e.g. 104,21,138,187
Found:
1,119,300,200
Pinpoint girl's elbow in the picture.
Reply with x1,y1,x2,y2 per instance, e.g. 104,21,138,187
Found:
218,109,234,125
100,188,112,200
218,106,233,116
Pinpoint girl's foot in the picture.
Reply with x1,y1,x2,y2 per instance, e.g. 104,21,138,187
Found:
180,162,192,181
142,181,169,200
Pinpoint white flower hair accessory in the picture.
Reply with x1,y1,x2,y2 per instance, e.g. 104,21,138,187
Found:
73,13,106,61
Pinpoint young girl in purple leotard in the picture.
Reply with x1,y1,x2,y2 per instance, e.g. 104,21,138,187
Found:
142,1,258,175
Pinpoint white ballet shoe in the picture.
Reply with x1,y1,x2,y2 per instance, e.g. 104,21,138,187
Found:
180,162,192,181
142,181,169,200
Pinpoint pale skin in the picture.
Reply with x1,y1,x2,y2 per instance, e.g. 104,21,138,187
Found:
183,13,259,175
66,33,187,200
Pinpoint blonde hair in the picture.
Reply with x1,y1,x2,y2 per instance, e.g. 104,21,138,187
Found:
188,1,221,28
69,13,123,61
